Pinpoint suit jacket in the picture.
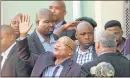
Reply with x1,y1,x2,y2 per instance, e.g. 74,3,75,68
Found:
27,29,59,55
72,43,97,62
59,21,76,40
17,38,85,77
81,52,130,77
0,44,32,77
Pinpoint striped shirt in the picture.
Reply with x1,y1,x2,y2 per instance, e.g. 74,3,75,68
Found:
76,45,94,66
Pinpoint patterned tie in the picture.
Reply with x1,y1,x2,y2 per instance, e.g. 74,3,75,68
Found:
52,66,60,77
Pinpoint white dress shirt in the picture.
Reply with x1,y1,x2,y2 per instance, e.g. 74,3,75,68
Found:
1,42,16,69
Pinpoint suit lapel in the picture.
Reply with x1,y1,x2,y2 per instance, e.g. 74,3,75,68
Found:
1,45,17,71
60,59,73,76
33,30,45,53
31,54,55,77
72,51,78,62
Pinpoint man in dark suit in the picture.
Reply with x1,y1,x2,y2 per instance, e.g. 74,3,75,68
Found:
17,14,84,77
27,8,58,55
49,1,76,40
0,25,31,77
81,30,130,77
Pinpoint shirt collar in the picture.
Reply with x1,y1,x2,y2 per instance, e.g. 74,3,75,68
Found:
98,51,115,57
36,29,45,43
55,21,64,29
76,45,93,55
36,29,56,44
50,34,56,44
1,42,16,58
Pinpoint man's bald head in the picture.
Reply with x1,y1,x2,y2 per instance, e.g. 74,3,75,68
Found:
76,22,94,34
58,36,76,51
54,36,76,59
75,22,94,46
11,13,22,22
10,13,22,38
36,8,53,25
1,25,16,52
1,25,16,38
51,1,66,10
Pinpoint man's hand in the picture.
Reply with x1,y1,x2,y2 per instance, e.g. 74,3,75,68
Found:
62,21,80,31
19,14,32,37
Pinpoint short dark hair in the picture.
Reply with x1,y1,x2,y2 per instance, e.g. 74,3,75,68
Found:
105,20,122,30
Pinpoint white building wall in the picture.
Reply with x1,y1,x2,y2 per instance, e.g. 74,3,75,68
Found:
95,1,124,40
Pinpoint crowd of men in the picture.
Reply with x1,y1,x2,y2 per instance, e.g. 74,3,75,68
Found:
1,1,130,77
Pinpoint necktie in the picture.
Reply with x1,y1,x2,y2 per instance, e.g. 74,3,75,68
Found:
52,66,60,77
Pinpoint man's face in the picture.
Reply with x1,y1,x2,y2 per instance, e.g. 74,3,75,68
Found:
49,2,66,22
106,26,123,45
1,30,10,52
53,38,72,58
10,15,20,36
76,23,94,46
37,14,55,36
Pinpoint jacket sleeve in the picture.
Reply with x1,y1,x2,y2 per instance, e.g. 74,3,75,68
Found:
16,37,38,67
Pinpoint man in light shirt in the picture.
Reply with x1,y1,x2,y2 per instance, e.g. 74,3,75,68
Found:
27,8,58,55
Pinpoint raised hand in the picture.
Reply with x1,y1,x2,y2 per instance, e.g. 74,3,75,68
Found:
19,14,32,37
62,21,80,30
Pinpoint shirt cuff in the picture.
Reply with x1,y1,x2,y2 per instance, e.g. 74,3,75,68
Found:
17,37,26,41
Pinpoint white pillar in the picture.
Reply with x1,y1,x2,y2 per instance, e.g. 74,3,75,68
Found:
72,1,81,21
95,1,103,40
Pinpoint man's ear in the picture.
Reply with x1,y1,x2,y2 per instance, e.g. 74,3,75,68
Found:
75,33,78,40
36,20,39,26
96,41,100,49
68,52,72,56
64,10,67,16
9,35,14,42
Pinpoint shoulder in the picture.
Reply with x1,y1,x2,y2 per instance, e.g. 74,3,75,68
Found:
82,60,98,71
38,52,55,59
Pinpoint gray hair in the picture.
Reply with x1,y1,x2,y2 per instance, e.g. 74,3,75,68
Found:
97,30,117,48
